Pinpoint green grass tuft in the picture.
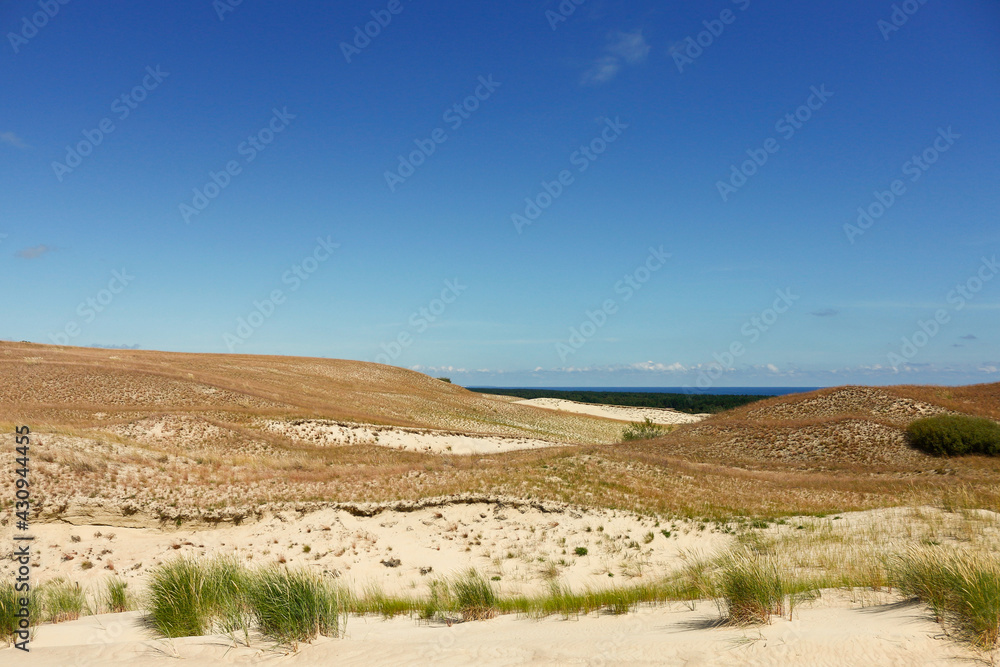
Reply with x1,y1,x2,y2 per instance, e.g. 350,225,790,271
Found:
247,567,344,645
452,569,498,621
718,552,785,625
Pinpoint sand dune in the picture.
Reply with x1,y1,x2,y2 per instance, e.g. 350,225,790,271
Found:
514,397,708,425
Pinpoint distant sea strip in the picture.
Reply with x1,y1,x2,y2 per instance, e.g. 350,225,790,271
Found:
465,387,822,414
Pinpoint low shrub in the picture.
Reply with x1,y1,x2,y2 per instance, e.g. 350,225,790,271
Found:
907,415,1000,457
622,418,667,442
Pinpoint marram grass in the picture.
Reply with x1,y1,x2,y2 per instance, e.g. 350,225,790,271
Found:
891,547,1000,649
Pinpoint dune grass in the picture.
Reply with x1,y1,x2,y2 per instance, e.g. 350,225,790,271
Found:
248,567,344,645
38,578,87,624
891,547,1000,649
452,569,499,620
0,582,33,644
103,577,132,614
717,552,784,624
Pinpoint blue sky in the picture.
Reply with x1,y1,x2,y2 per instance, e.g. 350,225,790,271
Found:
2,0,998,388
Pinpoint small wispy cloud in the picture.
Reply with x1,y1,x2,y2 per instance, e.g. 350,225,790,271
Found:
581,56,621,85
582,30,649,85
90,343,141,350
15,244,54,259
0,132,28,149
960,334,978,340
810,308,839,317
606,30,650,64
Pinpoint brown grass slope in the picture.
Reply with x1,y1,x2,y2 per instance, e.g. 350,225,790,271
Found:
645,384,1000,469
0,341,620,444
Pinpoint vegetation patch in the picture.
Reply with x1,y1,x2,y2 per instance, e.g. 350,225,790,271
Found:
891,547,1000,648
907,415,1000,457
622,418,667,441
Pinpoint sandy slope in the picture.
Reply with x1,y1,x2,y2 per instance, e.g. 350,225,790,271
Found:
12,595,972,666
515,397,708,425
3,502,726,599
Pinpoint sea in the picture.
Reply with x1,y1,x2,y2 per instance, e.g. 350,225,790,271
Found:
468,387,821,397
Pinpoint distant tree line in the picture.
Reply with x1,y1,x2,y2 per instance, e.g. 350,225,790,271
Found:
465,388,771,414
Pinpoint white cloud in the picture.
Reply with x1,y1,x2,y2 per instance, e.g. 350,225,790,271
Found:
606,30,650,64
0,132,28,149
582,30,649,85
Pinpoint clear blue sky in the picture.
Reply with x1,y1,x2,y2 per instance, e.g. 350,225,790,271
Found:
2,0,998,387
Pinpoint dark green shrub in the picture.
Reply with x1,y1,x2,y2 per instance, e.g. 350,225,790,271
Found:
907,415,1000,457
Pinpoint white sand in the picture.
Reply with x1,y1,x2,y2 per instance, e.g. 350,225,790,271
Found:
13,594,971,666
3,502,726,599
516,398,708,425
259,419,570,454
3,505,989,665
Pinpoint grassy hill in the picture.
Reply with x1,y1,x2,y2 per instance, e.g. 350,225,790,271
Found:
3,341,999,523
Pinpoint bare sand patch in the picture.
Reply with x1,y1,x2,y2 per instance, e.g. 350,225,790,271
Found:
515,397,708,425
13,594,970,666
259,418,570,454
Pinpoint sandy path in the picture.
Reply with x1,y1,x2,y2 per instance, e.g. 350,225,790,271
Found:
13,594,971,666
516,398,708,425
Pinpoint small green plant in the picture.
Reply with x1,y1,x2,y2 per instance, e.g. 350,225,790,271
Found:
41,578,86,623
643,532,655,544
907,415,1000,457
452,570,498,621
0,582,38,643
104,577,132,613
621,418,667,441
574,547,589,557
